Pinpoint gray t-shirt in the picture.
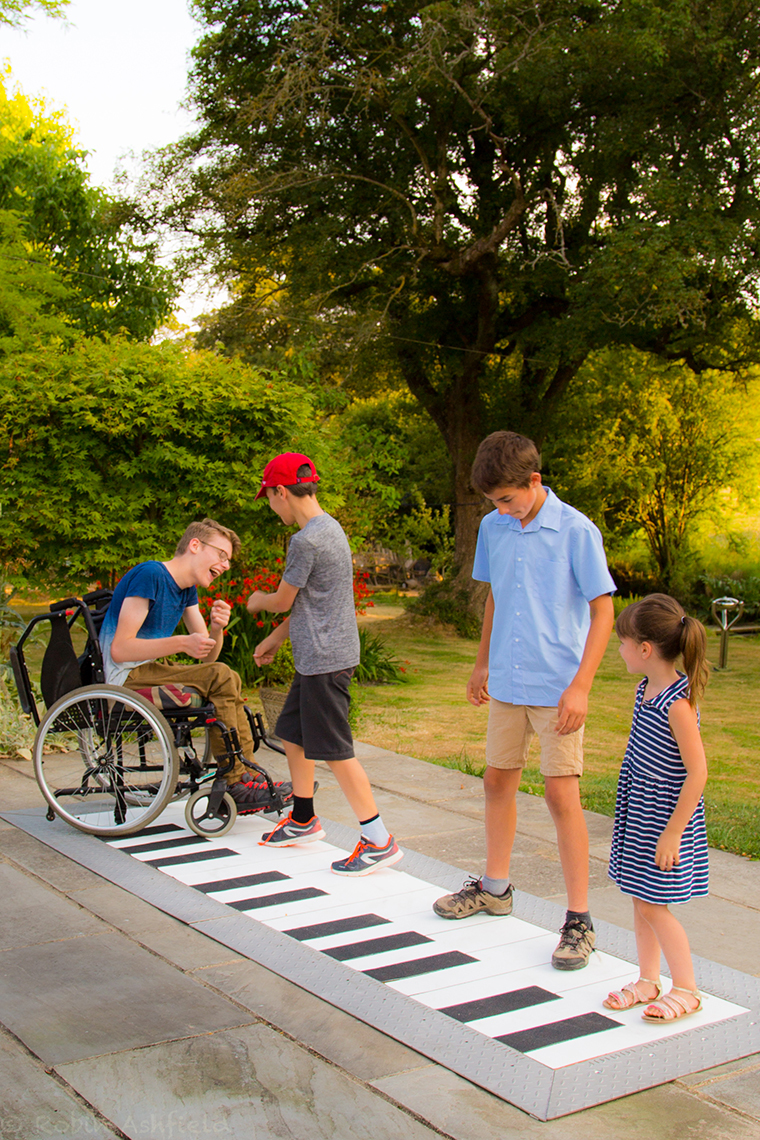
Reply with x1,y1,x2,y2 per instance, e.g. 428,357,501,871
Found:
283,513,360,675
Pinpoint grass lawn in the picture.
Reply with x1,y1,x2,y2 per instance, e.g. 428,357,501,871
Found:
355,608,760,861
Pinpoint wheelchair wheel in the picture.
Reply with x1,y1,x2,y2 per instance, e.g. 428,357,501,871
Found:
33,685,180,837
185,788,237,837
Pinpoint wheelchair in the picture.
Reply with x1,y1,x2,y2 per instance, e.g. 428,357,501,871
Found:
10,589,289,840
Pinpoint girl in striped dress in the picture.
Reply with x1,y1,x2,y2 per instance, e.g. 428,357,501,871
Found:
604,594,709,1022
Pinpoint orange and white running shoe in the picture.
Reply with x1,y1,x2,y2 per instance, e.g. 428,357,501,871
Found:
259,814,326,846
331,835,403,876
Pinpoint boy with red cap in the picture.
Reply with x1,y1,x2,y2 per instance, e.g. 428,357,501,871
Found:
248,452,402,875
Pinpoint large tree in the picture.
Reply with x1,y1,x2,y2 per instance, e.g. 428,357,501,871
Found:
0,69,175,343
546,350,760,590
157,0,760,583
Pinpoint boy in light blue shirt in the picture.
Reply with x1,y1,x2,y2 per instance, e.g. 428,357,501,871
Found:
434,432,615,970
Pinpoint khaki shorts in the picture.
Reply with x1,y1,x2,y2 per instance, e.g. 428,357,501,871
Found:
486,699,584,777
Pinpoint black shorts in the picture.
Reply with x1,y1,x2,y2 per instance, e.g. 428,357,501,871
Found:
275,668,355,761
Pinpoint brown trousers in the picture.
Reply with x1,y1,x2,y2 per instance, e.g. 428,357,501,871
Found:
124,660,253,783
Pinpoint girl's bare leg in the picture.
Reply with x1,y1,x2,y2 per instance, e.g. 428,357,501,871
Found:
625,896,663,999
635,897,699,1007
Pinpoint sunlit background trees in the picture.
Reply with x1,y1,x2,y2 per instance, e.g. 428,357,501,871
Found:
2,0,760,617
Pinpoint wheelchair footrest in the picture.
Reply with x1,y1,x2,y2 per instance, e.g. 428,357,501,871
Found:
228,779,293,815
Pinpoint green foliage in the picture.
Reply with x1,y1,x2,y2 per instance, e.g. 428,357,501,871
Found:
0,336,327,586
324,408,406,551
383,491,455,579
222,612,295,689
0,575,39,754
0,579,27,679
406,577,483,640
0,0,66,25
546,349,760,591
0,673,35,757
355,627,406,685
426,747,486,780
347,675,363,736
0,68,175,345
612,594,645,621
0,208,72,349
158,0,760,581
259,642,296,689
196,570,293,687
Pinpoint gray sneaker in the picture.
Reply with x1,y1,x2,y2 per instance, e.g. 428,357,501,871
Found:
433,878,514,920
551,918,596,970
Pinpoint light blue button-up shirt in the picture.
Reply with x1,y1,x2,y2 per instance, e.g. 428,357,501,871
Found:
472,488,616,706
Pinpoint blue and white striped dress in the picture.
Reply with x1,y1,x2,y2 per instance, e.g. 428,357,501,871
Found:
608,674,709,904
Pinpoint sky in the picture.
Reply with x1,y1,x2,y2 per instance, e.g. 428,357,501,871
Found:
0,0,222,323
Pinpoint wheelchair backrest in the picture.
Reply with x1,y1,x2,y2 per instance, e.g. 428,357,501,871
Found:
40,614,82,708
10,589,113,725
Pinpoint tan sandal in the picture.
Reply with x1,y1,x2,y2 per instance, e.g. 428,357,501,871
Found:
603,977,662,1011
641,987,702,1022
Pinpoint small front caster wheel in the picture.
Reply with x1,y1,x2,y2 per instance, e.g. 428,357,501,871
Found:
185,788,237,837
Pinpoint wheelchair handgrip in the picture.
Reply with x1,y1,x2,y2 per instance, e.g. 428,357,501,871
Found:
50,597,79,612
82,588,113,606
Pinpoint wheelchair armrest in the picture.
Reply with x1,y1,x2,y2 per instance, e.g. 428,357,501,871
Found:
10,644,38,723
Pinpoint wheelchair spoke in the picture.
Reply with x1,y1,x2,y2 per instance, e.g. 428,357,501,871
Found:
34,685,179,836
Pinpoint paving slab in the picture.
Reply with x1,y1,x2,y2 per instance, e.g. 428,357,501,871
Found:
676,1054,760,1120
587,886,760,977
55,1023,442,1140
0,928,255,1064
0,862,105,950
371,1062,758,1140
194,956,433,1083
0,1026,121,1140
0,822,108,891
66,882,249,970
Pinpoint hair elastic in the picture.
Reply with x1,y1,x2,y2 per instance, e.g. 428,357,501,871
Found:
680,616,686,624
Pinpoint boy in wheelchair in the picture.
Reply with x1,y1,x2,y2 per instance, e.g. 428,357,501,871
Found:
99,518,292,811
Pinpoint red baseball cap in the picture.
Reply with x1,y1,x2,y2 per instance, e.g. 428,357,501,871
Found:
255,452,320,499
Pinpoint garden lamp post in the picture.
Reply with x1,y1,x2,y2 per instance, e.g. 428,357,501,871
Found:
710,596,744,670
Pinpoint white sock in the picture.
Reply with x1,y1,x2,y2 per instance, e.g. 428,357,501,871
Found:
359,814,391,846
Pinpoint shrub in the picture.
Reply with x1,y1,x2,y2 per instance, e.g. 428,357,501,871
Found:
0,675,35,758
197,569,290,687
405,577,482,639
198,567,377,686
612,594,645,620
355,627,407,684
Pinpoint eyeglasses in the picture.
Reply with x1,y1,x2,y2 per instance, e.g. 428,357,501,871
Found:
200,541,232,566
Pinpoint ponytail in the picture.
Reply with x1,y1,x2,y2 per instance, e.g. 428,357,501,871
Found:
615,593,708,707
680,614,709,708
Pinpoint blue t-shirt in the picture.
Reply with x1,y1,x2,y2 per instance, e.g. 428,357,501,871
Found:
473,488,616,706
99,561,198,685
